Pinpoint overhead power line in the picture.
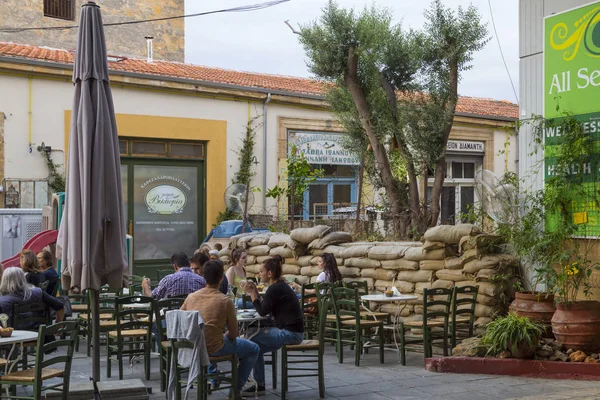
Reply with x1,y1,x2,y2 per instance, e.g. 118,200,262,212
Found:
487,0,519,105
0,0,289,33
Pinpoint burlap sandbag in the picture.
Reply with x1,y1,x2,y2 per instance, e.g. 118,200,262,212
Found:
422,240,445,251
247,245,270,256
435,269,471,282
419,260,445,271
360,268,377,279
229,232,256,249
338,266,361,278
344,257,381,269
375,280,396,292
463,255,519,274
290,225,331,244
343,277,374,289
246,255,256,265
414,304,447,314
475,303,500,318
397,270,434,283
256,255,271,264
475,268,502,282
268,233,289,248
219,248,231,257
284,237,301,250
297,256,312,267
220,256,230,264
379,304,414,317
375,269,398,281
460,281,505,297
309,257,321,265
282,264,301,275
393,281,415,293
245,264,261,274
404,247,446,261
312,249,324,256
380,259,419,271
285,257,301,266
248,234,271,247
475,317,493,327
300,266,321,277
308,231,353,250
476,293,500,306
432,279,454,289
367,246,408,260
292,245,308,258
423,224,480,244
340,245,373,259
293,275,309,285
459,234,504,254
444,257,466,270
269,246,294,259
414,282,434,294
322,245,343,257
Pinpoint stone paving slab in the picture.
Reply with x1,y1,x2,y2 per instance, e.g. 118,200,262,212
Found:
13,341,600,399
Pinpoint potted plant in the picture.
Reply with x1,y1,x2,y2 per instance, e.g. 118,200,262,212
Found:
481,312,546,359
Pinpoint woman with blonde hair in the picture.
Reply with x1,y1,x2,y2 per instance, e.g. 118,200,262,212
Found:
20,249,46,286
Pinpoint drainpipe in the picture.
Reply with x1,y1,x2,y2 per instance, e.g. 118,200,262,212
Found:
28,76,33,153
262,93,271,209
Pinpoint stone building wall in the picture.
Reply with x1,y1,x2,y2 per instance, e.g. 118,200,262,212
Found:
0,113,4,208
0,0,184,62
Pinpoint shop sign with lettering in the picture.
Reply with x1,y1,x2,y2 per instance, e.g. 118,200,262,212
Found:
446,140,485,153
288,131,360,165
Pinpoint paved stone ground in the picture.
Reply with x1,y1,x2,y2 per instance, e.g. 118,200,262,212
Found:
17,343,600,399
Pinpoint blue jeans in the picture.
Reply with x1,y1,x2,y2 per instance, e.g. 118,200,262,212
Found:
250,328,304,385
236,297,255,309
210,336,259,394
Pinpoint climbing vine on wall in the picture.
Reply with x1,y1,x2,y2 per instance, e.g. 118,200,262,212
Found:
38,145,65,193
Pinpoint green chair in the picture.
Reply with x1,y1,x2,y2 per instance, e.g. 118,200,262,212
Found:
398,287,453,365
315,282,347,357
0,321,78,400
155,297,187,392
106,295,154,380
157,269,174,282
300,283,319,340
343,281,390,323
80,287,118,357
12,301,52,370
281,297,328,400
331,287,385,367
171,340,238,400
450,285,478,349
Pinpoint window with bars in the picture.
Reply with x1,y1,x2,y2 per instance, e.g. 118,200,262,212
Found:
44,0,75,21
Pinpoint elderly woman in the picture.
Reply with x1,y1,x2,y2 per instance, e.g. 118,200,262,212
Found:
37,249,58,295
20,249,46,286
0,267,64,326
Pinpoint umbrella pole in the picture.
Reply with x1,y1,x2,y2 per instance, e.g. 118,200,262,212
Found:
91,288,101,394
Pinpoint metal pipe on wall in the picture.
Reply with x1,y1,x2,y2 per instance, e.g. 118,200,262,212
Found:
262,93,271,210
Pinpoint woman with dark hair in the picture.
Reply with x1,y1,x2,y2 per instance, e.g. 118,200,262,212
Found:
20,249,46,286
242,255,304,395
37,249,58,295
316,252,343,284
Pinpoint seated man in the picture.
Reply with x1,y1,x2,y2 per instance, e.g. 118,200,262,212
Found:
142,252,206,300
191,252,229,295
181,261,259,400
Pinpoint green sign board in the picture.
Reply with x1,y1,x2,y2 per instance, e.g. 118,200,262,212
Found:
544,2,600,237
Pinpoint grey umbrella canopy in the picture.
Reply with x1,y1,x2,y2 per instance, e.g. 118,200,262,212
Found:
57,1,127,292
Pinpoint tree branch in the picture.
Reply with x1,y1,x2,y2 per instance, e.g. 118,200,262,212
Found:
284,20,301,35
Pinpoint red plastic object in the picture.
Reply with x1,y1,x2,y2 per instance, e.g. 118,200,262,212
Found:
1,230,59,268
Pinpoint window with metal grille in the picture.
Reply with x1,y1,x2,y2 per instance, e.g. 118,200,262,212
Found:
44,0,75,21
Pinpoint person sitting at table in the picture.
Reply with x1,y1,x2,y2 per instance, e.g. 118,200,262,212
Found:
142,252,206,300
226,248,252,309
37,249,58,295
181,260,259,400
242,255,304,395
0,267,64,327
316,252,343,284
191,252,229,295
20,249,47,287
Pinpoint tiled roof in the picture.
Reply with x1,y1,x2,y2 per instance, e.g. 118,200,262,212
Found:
0,42,518,120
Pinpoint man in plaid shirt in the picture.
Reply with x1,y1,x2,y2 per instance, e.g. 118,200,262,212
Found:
142,252,206,300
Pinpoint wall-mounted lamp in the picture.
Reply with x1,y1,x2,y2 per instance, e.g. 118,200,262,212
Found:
36,142,52,154
252,156,260,166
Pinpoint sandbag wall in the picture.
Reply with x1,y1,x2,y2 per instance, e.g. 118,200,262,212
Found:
219,224,518,333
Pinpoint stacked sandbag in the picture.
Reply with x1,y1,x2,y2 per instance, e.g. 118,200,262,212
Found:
219,224,517,331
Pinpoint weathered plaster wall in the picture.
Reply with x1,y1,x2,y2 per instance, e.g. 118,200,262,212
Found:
0,112,4,207
0,0,184,62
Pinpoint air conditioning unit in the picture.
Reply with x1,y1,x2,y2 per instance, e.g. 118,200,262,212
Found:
0,208,43,261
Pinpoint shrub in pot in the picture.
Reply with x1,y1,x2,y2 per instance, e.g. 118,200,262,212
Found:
481,312,546,359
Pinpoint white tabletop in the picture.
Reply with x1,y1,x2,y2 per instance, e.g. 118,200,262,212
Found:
123,303,152,309
361,294,418,302
0,330,38,345
236,310,268,322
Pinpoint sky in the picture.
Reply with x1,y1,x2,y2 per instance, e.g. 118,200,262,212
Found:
185,0,519,103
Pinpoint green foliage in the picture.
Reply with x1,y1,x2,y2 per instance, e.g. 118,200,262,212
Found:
497,114,600,303
298,0,489,236
481,313,545,358
38,147,65,193
265,145,324,216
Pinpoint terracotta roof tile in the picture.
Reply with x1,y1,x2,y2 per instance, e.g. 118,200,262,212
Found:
0,42,518,120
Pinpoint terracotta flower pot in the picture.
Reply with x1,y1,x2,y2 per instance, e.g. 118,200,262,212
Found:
509,291,556,337
551,300,600,352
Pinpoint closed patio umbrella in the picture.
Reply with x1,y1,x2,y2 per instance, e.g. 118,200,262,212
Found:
57,1,128,385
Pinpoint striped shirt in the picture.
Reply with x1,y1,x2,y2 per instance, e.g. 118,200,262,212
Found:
151,267,206,300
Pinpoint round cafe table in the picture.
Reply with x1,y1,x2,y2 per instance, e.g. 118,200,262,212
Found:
0,330,39,375
236,310,268,340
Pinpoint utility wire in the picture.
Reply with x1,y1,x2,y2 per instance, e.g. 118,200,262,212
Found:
0,0,289,33
487,0,519,105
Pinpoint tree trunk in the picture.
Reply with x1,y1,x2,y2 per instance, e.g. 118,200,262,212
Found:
428,60,459,227
354,157,365,238
290,181,296,230
345,47,404,237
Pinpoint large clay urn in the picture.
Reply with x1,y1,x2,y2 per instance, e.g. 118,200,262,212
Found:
509,291,556,337
551,300,600,352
